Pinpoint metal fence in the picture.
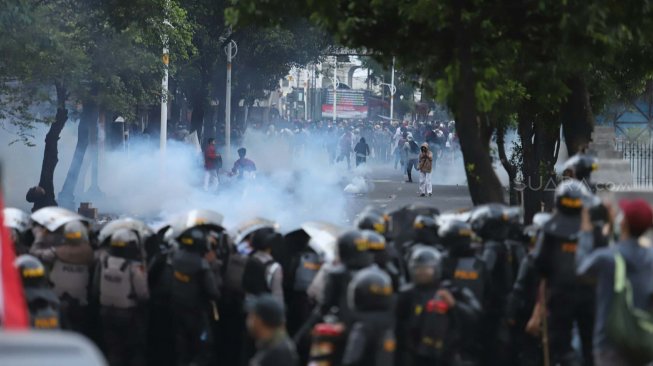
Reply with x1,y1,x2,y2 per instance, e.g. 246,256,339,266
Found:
616,140,653,187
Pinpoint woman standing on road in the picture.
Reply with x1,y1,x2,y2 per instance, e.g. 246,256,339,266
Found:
418,143,433,197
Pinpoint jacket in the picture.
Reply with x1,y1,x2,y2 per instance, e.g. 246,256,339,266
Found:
576,233,653,352
418,143,433,173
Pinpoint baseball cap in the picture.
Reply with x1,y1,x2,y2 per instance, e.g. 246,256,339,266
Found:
618,198,653,237
247,294,285,328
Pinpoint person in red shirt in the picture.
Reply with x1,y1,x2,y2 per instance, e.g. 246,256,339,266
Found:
204,138,222,191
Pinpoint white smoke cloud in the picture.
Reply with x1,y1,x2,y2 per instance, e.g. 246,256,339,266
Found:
87,130,351,231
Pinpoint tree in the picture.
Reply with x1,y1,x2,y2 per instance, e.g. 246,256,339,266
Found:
0,0,193,210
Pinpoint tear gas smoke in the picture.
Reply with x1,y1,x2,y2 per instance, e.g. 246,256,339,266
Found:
92,130,352,230
1,123,356,231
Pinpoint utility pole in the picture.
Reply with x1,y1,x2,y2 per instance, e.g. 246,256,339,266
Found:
160,42,169,156
390,56,395,121
333,57,338,123
225,39,238,161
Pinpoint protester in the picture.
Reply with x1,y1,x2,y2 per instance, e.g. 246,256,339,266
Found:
403,135,419,183
232,147,257,179
417,143,433,197
354,137,370,167
577,199,653,366
204,138,222,192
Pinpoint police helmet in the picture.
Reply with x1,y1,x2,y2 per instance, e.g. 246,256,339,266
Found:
407,245,443,286
347,266,393,312
63,220,89,245
356,211,386,236
109,229,142,261
438,219,473,255
337,230,375,270
504,206,525,240
251,227,282,252
4,208,30,232
470,204,510,240
177,227,209,253
586,195,609,224
555,180,589,215
14,254,47,288
562,154,598,181
413,215,438,245
523,212,551,246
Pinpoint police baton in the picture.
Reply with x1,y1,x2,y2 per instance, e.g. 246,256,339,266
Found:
540,280,550,366
292,309,322,344
211,301,220,321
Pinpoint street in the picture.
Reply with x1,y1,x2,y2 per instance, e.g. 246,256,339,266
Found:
344,164,473,224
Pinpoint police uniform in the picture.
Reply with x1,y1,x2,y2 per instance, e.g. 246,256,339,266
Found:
396,246,481,366
14,255,61,330
533,181,593,366
94,229,149,366
341,266,396,366
170,227,221,366
470,204,515,366
32,220,94,334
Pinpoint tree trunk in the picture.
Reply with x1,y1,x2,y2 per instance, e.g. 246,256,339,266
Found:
453,5,504,205
497,125,519,205
561,75,593,156
518,111,560,222
190,96,205,143
30,83,68,211
57,99,97,209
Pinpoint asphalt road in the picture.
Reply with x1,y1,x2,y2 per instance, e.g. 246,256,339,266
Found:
344,163,473,224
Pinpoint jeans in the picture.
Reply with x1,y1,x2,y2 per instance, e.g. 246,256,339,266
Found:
406,159,417,181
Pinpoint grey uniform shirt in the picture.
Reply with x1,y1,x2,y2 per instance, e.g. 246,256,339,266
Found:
251,251,284,307
576,232,653,351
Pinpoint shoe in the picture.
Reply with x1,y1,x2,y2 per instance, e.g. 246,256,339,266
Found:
405,180,413,183
419,193,426,197
428,193,432,197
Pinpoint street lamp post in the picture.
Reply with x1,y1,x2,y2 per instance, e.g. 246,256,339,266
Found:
225,39,238,161
380,82,397,120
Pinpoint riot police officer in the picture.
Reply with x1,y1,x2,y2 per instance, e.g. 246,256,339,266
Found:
342,266,396,366
242,227,284,306
14,254,60,330
4,208,31,254
562,153,598,192
296,230,376,344
402,215,439,254
94,229,149,366
364,230,404,291
31,220,94,334
321,230,376,319
396,245,481,366
505,212,551,366
470,204,513,366
170,226,221,366
356,210,388,237
533,180,593,366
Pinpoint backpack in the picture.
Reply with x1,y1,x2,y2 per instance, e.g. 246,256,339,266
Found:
242,254,278,296
409,141,420,155
99,256,136,309
607,251,653,364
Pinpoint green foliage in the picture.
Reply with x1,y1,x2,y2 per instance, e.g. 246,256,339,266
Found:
0,0,194,142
